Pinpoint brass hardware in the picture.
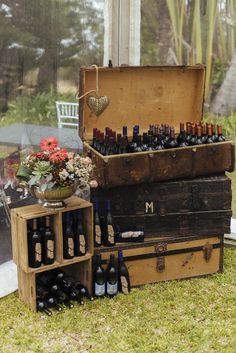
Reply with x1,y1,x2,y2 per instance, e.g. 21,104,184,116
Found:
170,151,176,158
155,242,167,272
203,243,213,262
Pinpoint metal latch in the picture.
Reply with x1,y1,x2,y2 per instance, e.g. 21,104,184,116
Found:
203,243,213,262
155,242,167,272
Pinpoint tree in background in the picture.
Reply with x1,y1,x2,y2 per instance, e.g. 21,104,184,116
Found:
141,0,236,107
0,0,104,112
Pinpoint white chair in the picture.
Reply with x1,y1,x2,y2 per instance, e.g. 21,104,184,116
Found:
56,101,79,129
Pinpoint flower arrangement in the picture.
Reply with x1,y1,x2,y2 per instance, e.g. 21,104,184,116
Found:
16,137,97,192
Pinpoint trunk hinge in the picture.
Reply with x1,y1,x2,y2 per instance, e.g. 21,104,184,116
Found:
155,242,167,272
202,243,213,262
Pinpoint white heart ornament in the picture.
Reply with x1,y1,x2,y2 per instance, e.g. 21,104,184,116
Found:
86,95,109,117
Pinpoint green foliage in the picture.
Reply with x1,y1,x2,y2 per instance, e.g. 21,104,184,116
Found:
203,113,236,141
0,247,236,353
0,92,75,127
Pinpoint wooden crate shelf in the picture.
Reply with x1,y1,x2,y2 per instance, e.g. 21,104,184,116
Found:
11,196,94,273
18,258,92,311
11,196,94,312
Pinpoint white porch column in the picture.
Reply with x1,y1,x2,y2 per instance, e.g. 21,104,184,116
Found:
103,0,141,66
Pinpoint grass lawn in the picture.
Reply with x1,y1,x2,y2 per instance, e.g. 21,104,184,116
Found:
0,247,235,353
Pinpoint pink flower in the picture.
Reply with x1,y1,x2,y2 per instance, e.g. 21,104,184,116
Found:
89,180,98,188
49,148,68,162
40,137,58,151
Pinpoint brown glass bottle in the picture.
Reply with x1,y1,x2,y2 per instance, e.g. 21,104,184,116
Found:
195,126,203,145
217,125,225,142
189,124,197,145
186,123,192,144
206,124,214,144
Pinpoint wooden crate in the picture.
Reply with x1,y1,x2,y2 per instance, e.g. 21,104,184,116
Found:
79,66,235,188
94,235,224,287
11,196,94,273
18,259,92,311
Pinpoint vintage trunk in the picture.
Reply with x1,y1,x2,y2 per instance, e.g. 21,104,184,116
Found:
94,235,224,286
91,174,232,238
79,65,235,188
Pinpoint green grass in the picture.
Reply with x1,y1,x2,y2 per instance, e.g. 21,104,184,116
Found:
0,247,236,353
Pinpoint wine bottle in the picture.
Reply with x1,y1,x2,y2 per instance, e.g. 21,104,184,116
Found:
165,127,178,148
116,230,144,243
46,295,63,312
74,210,86,257
186,123,192,144
42,216,55,265
205,124,214,144
99,132,106,155
212,124,217,142
117,136,128,154
146,134,154,150
217,125,225,142
141,133,148,151
195,125,203,145
133,135,143,152
93,254,106,298
75,282,94,301
201,124,207,143
28,218,42,268
118,250,131,294
177,123,188,147
36,299,52,316
129,126,138,152
189,124,197,145
54,289,74,309
106,254,118,297
104,200,115,246
67,288,84,305
63,212,74,259
94,199,102,247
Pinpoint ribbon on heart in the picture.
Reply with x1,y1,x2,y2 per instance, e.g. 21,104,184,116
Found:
76,64,109,117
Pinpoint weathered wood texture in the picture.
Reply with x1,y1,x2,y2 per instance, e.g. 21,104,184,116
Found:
11,197,94,273
91,175,232,238
17,258,92,312
80,66,234,188
94,235,223,286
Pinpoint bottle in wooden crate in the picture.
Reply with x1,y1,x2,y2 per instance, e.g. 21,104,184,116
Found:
63,212,74,259
28,218,42,268
104,200,115,247
74,210,86,257
42,216,55,265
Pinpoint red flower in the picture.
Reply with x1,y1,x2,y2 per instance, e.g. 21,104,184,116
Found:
40,137,58,151
49,148,68,162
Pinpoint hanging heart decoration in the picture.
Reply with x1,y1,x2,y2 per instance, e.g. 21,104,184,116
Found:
86,94,110,117
77,64,110,117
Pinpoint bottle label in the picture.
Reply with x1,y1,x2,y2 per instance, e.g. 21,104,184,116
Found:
108,225,115,244
95,225,102,245
95,283,105,296
68,238,74,257
35,242,42,262
107,282,118,295
120,231,144,239
47,240,54,259
120,276,129,294
79,234,86,254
